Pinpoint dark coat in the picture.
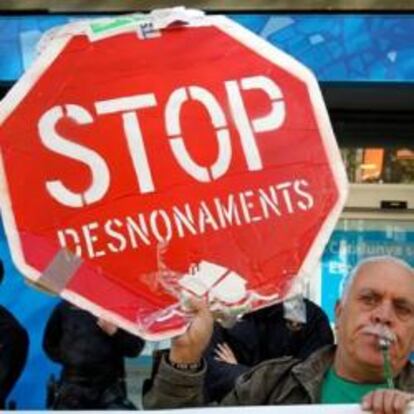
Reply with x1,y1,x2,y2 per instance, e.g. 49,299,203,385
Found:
0,305,29,408
43,300,144,383
204,299,334,401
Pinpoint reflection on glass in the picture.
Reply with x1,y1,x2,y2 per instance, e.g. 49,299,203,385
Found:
341,148,414,184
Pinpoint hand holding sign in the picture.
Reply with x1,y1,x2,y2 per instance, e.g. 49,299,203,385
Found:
97,317,118,336
171,297,214,364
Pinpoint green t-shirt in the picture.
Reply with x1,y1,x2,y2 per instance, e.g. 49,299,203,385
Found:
320,368,389,404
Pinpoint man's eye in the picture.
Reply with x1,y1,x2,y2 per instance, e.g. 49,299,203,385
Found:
360,295,378,306
395,304,414,318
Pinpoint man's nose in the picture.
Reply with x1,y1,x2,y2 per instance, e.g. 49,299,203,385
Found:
372,301,394,325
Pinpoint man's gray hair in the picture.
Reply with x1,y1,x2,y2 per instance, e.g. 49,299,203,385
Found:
340,256,414,304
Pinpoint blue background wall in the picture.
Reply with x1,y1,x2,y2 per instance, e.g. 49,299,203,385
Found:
1,14,414,83
0,222,59,408
1,13,414,408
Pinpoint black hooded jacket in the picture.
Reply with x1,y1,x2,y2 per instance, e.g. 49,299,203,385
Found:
0,305,29,408
43,301,144,383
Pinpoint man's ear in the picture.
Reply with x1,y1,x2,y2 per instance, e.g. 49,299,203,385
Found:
334,300,342,327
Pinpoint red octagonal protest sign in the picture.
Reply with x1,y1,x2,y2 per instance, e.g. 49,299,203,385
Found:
0,11,348,339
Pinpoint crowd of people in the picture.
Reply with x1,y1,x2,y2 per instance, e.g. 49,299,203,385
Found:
1,256,414,414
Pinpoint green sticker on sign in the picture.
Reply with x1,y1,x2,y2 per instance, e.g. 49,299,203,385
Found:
89,14,146,36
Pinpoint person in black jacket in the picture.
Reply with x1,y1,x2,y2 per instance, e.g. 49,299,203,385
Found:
204,296,334,402
0,260,29,409
43,300,145,410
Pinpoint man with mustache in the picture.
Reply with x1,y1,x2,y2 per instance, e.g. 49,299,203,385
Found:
144,256,414,414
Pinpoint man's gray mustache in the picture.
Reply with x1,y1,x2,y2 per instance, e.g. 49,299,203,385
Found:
361,324,396,347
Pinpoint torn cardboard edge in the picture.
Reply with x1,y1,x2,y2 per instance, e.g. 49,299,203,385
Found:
21,231,309,338
35,7,207,50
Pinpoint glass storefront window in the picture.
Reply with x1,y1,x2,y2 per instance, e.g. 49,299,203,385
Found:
341,148,414,184
321,218,414,322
